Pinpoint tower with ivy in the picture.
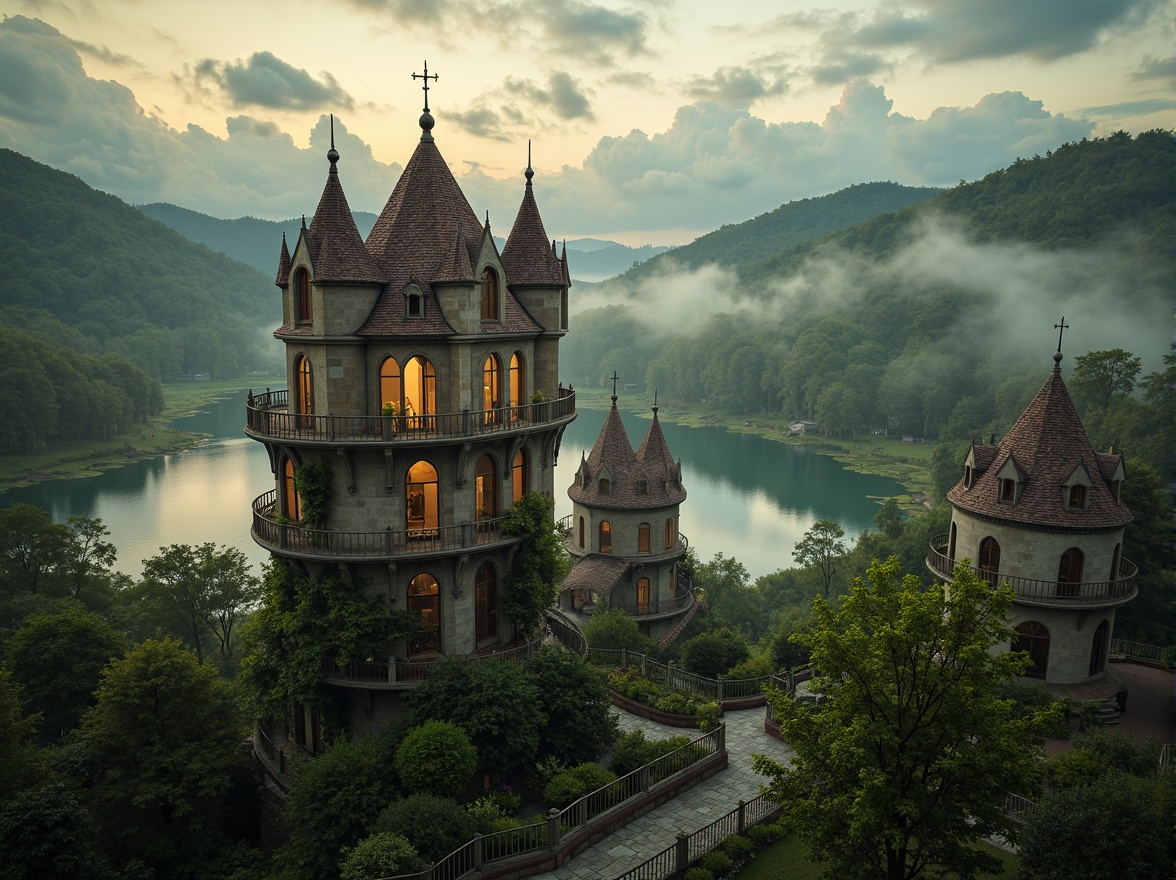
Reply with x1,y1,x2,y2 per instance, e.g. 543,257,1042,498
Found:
245,72,574,744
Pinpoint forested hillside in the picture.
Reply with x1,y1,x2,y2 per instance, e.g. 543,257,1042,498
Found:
0,149,280,379
613,181,941,282
567,132,1172,477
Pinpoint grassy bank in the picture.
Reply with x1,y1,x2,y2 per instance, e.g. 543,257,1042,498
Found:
0,379,272,493
574,388,935,513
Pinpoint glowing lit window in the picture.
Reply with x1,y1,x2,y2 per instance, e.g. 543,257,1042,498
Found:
599,521,612,554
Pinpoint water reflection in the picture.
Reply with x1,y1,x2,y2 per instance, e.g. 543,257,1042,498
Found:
0,393,905,582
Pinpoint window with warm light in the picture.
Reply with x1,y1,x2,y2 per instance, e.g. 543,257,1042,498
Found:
638,523,650,553
408,573,441,655
599,520,612,554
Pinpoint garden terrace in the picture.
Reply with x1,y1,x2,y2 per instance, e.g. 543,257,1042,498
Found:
588,647,773,707
251,490,519,561
927,535,1137,609
245,387,577,446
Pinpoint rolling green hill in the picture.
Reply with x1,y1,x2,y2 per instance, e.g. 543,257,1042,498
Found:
0,149,280,380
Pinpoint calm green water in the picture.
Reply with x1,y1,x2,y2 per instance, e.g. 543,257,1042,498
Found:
0,393,904,581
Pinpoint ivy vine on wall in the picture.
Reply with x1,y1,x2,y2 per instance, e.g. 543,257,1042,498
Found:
293,459,332,530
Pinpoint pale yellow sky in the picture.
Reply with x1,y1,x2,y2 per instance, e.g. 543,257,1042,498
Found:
1,0,1170,241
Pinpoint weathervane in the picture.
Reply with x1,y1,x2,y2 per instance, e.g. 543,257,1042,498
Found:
412,61,439,112
1053,316,1069,353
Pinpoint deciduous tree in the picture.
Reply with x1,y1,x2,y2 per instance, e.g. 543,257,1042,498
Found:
501,492,567,636
1069,348,1141,411
755,558,1054,880
792,520,848,598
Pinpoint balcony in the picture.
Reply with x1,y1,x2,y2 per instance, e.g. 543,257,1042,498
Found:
926,534,1137,609
610,576,697,622
557,514,690,562
245,387,576,446
251,490,520,561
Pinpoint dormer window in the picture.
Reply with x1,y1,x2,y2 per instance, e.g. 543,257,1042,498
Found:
637,480,648,495
481,267,500,321
599,478,610,495
999,479,1016,502
994,456,1022,504
407,292,423,318
963,465,972,488
1062,465,1093,511
1068,484,1087,509
294,268,311,325
1110,479,1122,503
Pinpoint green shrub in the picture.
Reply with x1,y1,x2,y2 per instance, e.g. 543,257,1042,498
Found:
607,666,661,703
655,692,699,716
582,606,658,653
488,785,521,816
533,755,569,788
373,793,475,862
610,730,693,776
339,832,424,880
700,850,734,876
465,796,506,833
725,652,773,680
684,869,713,880
695,701,721,731
746,823,779,846
680,629,750,678
395,720,477,798
543,763,617,810
720,834,755,861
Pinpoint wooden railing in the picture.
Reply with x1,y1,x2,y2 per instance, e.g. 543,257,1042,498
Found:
927,535,1137,607
376,724,727,880
251,490,518,559
587,647,772,703
246,386,576,444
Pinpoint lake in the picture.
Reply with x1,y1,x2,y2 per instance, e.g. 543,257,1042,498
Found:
0,391,904,581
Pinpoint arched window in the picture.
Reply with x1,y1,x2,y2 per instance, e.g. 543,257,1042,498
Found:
283,458,302,521
1068,484,1087,509
963,465,972,488
599,520,612,554
578,515,585,548
560,287,568,330
481,267,499,320
1110,543,1121,585
408,573,441,655
638,523,651,553
637,480,648,496
475,454,498,524
475,561,498,644
294,268,311,324
1057,547,1084,598
512,447,528,503
294,354,313,428
599,478,610,495
379,357,402,416
978,537,1000,586
406,290,423,318
948,522,957,562
483,353,502,423
1013,621,1050,679
510,352,524,421
636,577,650,615
665,517,674,549
1088,619,1109,677
406,461,439,536
403,356,436,428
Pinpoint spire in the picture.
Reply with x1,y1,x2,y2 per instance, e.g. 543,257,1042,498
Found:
303,133,384,283
1053,315,1069,373
434,222,475,283
327,113,339,169
525,139,534,187
501,140,566,286
275,232,291,287
413,61,439,141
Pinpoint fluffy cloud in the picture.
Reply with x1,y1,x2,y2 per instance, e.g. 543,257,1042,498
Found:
450,71,594,140
184,51,354,110
685,67,788,106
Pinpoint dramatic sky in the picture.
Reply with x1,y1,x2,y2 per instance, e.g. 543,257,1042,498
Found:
0,0,1170,243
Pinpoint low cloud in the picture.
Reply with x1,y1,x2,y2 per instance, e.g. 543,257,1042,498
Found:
685,66,788,107
185,51,354,111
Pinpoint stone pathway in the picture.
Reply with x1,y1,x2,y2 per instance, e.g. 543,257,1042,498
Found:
531,706,790,879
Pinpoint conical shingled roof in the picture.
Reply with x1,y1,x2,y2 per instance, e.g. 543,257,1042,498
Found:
304,158,384,283
947,354,1131,530
433,224,475,283
501,171,566,286
275,233,291,287
569,399,686,510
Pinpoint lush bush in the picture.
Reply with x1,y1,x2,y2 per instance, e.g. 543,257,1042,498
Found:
527,646,617,765
1048,729,1163,789
582,606,658,653
543,763,617,810
339,832,424,880
747,822,782,846
655,692,701,715
996,678,1067,737
679,629,750,678
374,793,475,863
700,850,734,876
395,720,477,798
609,730,693,776
721,834,756,861
607,666,660,702
768,617,813,670
684,869,713,880
487,785,522,817
724,651,773,680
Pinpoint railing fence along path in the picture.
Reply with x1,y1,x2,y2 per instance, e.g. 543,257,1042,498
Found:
375,724,727,880
1109,639,1169,664
586,647,772,704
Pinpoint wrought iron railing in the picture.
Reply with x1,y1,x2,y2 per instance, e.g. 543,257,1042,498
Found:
1109,639,1169,664
558,515,690,560
246,386,576,444
545,607,588,657
927,535,1137,606
251,490,517,559
587,647,772,703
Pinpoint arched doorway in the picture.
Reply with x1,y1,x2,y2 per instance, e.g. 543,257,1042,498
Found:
1088,619,1109,677
482,354,502,424
512,448,528,502
978,536,1001,586
599,520,612,554
475,561,498,645
636,577,650,615
1057,547,1084,598
406,461,439,537
403,356,436,429
379,357,402,415
294,354,313,428
282,458,302,521
1013,621,1050,679
475,454,498,531
408,573,441,656
510,352,524,421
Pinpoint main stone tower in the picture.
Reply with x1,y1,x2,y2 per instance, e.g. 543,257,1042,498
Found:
245,92,574,736
926,346,1136,684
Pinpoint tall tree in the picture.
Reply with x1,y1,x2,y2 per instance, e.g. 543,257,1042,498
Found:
792,520,849,598
755,558,1054,880
1069,348,1141,412
60,515,118,602
0,504,68,595
501,492,567,636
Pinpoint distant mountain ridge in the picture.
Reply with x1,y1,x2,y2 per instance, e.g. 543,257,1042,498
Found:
136,203,669,282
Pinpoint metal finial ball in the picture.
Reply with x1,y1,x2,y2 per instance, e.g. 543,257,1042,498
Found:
419,111,435,132
327,146,339,165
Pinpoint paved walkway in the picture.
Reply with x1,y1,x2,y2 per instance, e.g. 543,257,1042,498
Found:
532,707,790,879
1043,660,1176,755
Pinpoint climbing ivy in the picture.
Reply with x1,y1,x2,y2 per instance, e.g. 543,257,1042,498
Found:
501,492,569,635
293,459,332,530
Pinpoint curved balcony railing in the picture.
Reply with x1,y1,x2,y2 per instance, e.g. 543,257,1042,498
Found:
245,387,576,444
557,514,690,560
251,490,518,560
927,534,1137,608
611,578,696,619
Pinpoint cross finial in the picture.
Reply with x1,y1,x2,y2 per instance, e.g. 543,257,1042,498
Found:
412,61,439,112
1054,316,1069,353
610,371,620,400
652,388,659,415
